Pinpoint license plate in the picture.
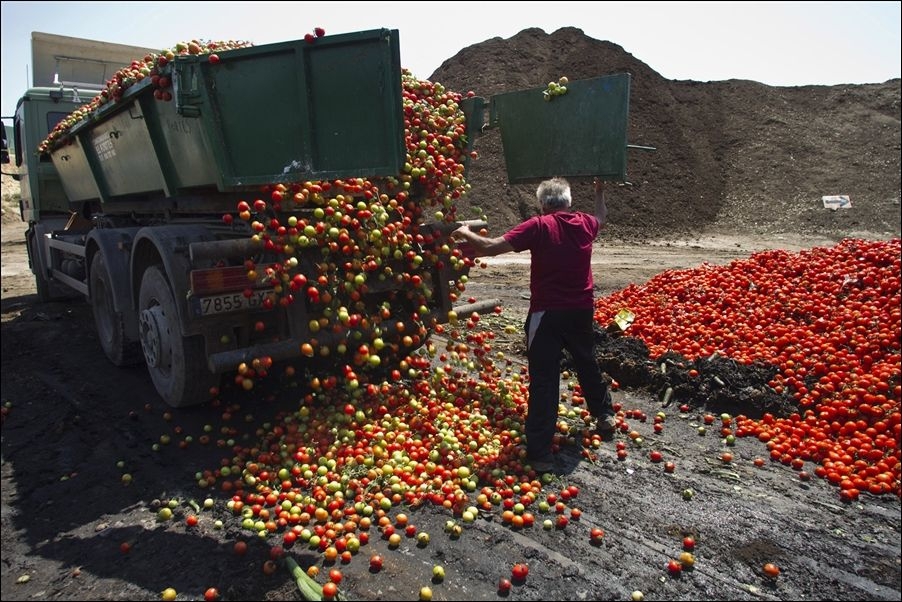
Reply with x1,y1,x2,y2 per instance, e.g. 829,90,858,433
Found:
195,289,271,316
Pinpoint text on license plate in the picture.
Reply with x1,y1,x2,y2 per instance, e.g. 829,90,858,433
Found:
196,289,271,316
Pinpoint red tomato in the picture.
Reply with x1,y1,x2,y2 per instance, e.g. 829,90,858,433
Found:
512,562,529,581
590,527,605,544
262,560,278,576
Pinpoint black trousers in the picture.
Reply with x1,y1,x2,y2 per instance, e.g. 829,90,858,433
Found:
524,308,612,462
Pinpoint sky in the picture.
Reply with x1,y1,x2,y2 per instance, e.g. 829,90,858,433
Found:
1,0,900,119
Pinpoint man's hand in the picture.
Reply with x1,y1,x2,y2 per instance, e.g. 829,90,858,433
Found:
450,224,472,242
593,177,608,227
449,223,514,258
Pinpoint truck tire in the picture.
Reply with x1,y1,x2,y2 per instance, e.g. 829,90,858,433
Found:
90,253,142,366
138,265,217,407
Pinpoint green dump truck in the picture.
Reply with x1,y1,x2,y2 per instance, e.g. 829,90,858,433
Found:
3,28,631,408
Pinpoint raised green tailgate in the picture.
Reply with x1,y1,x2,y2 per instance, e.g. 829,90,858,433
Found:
488,74,631,182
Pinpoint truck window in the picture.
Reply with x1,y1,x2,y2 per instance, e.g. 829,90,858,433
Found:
39,111,71,162
47,111,69,132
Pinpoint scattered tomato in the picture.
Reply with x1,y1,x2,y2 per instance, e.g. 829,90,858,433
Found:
512,562,529,581
262,560,278,575
763,563,781,579
590,527,605,545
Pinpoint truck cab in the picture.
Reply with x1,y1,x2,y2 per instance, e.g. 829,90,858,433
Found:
8,87,87,300
5,33,157,301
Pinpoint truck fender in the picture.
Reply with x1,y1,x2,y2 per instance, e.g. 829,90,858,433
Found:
85,228,142,340
130,225,217,337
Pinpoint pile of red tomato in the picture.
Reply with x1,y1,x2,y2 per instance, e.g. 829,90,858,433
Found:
594,238,901,498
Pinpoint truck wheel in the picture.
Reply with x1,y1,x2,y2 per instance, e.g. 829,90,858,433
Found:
90,253,142,366
138,266,217,407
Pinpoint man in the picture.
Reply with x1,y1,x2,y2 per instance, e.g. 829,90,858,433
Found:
451,177,616,473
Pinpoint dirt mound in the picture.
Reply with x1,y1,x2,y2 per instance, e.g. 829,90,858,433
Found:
585,325,792,420
431,27,901,242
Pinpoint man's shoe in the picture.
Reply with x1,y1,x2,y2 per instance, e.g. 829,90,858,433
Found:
595,415,617,440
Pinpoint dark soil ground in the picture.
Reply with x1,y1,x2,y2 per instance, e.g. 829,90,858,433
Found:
2,27,900,602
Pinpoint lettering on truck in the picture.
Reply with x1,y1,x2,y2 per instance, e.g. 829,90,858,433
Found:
93,133,116,161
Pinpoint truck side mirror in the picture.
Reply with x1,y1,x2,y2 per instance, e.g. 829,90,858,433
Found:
1,125,9,165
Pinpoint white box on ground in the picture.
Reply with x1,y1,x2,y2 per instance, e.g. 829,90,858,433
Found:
822,195,851,209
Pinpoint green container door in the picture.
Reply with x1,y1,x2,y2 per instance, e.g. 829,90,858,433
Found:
87,100,167,197
52,135,101,201
176,28,404,188
489,74,631,182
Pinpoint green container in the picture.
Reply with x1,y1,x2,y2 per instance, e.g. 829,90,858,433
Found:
51,28,404,203
487,74,631,183
174,28,404,187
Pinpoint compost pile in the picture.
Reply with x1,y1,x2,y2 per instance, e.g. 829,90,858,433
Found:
431,27,901,242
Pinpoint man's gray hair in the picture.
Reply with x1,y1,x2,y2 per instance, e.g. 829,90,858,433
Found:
536,177,572,209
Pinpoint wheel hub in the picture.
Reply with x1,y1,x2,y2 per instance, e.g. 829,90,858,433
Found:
139,304,171,368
